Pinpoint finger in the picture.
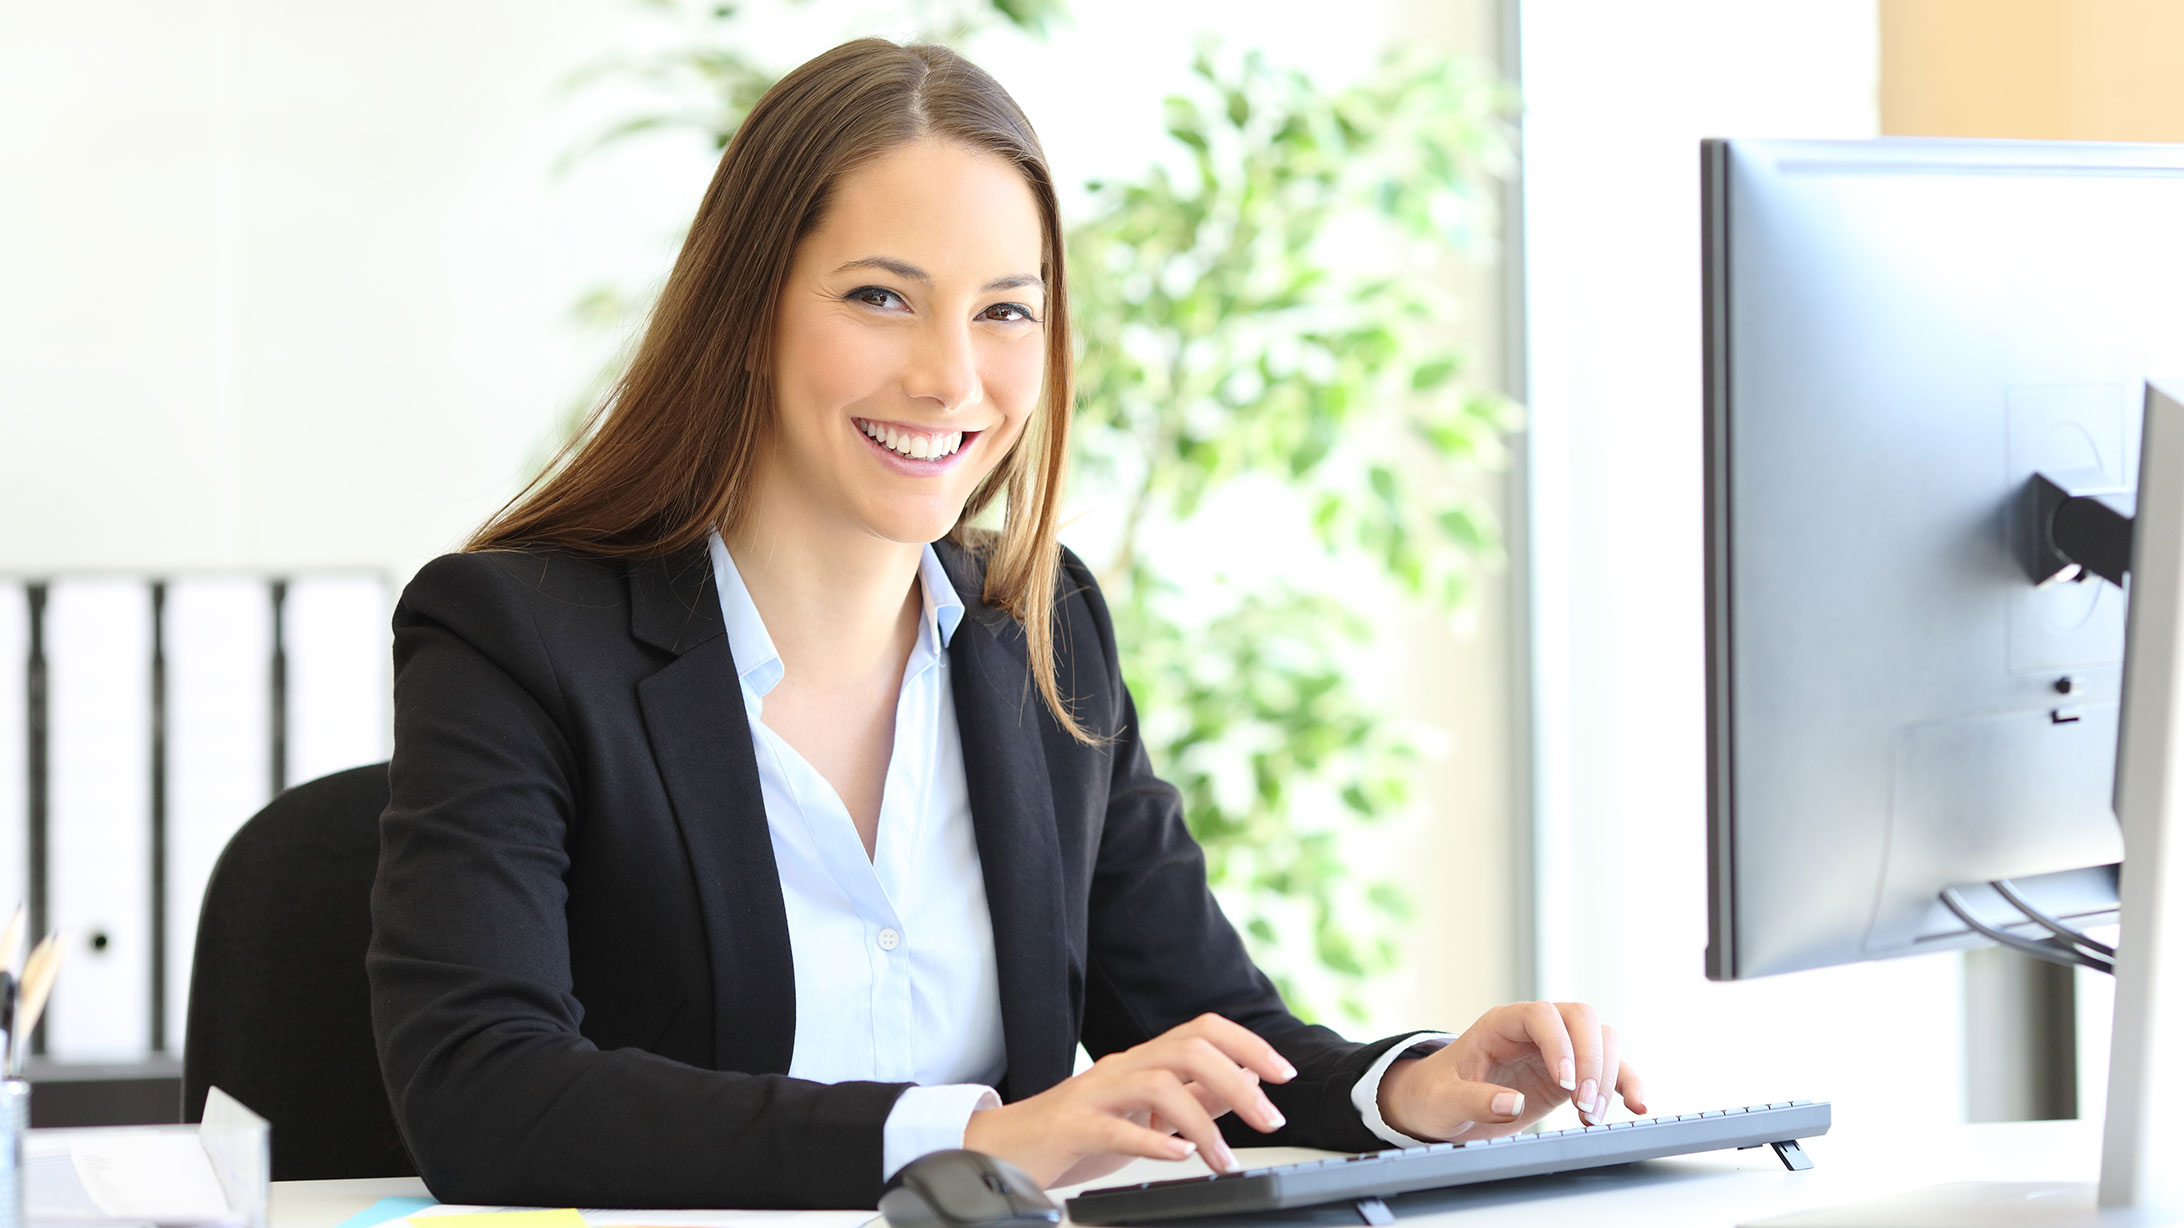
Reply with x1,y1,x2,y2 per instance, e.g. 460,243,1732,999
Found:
1556,1002,1604,1120
1127,1069,1238,1174
1088,1111,1204,1167
1615,1059,1649,1116
1183,1073,1244,1121
1497,1002,1578,1098
1176,1013,1299,1084
1444,1080,1529,1132
1585,1025,1619,1125
1149,1037,1284,1133
1150,1078,1239,1134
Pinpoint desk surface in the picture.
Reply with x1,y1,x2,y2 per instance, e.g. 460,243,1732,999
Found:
267,1117,2107,1228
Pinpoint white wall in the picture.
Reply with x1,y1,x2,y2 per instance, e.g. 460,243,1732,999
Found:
1520,1,1977,1129
0,2,717,578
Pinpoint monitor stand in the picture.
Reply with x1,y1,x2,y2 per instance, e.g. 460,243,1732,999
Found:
1741,381,2184,1228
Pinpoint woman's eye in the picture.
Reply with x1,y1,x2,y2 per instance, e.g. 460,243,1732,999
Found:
850,286,906,310
983,302,1039,323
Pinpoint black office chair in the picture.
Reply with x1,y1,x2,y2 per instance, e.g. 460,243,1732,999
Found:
182,762,414,1180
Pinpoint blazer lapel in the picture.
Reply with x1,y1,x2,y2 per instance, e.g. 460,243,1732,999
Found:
628,549,797,1078
941,542,1076,1101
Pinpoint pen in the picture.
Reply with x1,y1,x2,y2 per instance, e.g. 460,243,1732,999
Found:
9,935,61,1079
0,905,22,978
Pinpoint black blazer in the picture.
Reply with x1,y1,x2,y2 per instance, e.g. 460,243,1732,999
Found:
368,538,1426,1208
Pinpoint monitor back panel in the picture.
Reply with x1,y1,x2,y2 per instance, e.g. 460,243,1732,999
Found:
1703,137,2184,979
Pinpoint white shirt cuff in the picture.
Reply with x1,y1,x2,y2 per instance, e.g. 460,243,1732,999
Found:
882,1083,1004,1180
1349,1032,1460,1149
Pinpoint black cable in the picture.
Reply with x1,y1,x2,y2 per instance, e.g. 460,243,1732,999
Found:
1990,877,2117,959
1939,887,2114,975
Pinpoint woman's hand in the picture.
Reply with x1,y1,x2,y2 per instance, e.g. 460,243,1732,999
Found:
1376,1001,1648,1143
960,1013,1296,1188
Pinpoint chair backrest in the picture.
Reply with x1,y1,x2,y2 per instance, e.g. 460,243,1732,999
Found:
182,762,413,1180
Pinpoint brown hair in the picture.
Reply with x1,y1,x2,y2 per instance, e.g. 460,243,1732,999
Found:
467,38,1091,742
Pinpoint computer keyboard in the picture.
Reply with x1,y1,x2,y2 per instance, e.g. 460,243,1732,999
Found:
1064,1100,1831,1224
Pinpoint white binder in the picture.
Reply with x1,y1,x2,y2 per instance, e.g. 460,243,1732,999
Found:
164,579,275,1047
0,582,28,921
281,575,390,789
44,577,153,1060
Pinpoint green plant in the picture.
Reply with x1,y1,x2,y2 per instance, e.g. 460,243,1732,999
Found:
561,7,1517,1026
1068,45,1516,1021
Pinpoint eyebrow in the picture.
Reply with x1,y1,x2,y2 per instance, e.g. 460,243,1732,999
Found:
831,256,1045,294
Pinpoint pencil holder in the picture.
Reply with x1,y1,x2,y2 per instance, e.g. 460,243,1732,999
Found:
0,1078,24,1228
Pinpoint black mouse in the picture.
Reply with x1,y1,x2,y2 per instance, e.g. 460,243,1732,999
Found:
878,1149,1062,1228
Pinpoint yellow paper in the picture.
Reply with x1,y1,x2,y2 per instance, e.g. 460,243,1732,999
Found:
412,1212,589,1228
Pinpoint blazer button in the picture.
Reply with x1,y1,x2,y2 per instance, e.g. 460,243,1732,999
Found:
877,927,902,951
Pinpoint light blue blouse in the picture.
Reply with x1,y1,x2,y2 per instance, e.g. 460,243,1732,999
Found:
708,531,1004,1179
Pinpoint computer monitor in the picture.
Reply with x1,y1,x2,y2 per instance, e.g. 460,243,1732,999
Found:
1701,137,2184,1221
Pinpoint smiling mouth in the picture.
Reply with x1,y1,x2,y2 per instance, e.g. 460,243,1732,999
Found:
854,417,983,462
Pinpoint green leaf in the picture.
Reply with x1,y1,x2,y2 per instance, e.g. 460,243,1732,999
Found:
1368,464,1398,505
988,0,1064,35
1225,89,1251,128
1409,358,1458,390
1163,96,1209,154
1437,507,1488,549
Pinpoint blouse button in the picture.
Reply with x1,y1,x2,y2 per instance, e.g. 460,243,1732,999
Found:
877,927,902,951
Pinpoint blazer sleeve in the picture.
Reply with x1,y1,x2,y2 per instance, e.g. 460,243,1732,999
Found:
1060,549,1432,1154
368,552,909,1208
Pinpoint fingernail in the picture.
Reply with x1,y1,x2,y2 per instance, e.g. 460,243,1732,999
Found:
1558,1061,1576,1091
1171,1138,1198,1158
1579,1078,1598,1113
1593,1094,1609,1119
1217,1144,1239,1173
1491,1091,1522,1118
1278,1059,1299,1080
1265,1106,1287,1130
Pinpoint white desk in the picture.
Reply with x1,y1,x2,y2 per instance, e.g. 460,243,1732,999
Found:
266,1118,2107,1228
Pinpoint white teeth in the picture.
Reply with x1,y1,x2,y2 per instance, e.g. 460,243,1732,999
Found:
859,420,965,461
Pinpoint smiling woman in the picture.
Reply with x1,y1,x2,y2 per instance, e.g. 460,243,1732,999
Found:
367,36,1641,1213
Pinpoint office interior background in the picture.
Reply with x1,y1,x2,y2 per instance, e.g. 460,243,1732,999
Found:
2,0,2180,1131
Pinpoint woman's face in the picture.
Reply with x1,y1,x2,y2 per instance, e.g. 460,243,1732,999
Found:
765,137,1048,548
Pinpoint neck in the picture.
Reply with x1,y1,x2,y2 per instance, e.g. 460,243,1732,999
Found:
723,496,925,692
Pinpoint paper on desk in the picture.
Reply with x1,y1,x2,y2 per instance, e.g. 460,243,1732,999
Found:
24,1087,267,1228
66,1134,234,1221
199,1086,271,1224
22,1139,132,1226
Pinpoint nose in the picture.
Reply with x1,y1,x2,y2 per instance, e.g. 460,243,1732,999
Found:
903,317,982,413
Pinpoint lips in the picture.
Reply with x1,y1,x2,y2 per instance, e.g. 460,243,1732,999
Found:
852,417,985,473
856,417,977,461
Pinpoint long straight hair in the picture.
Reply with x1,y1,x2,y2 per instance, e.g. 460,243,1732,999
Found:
468,39,1090,742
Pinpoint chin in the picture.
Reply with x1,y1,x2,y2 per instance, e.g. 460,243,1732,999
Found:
863,504,967,547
